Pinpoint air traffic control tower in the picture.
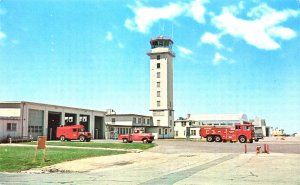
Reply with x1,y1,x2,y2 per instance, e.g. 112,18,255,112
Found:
147,36,175,137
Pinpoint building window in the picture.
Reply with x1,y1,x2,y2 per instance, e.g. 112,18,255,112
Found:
157,101,161,107
157,120,161,126
28,126,43,133
7,123,17,131
159,128,162,134
133,117,136,123
169,120,172,126
142,118,145,124
157,63,160,68
181,122,186,127
111,118,116,123
157,82,160,87
147,119,150,124
157,72,160,78
191,130,196,136
157,55,160,60
157,91,160,97
138,118,142,123
169,110,172,116
175,131,178,136
165,129,168,135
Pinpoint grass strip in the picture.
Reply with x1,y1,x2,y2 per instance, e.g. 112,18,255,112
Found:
24,141,156,150
0,146,126,172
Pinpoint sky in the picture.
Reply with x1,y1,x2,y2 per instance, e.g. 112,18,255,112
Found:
0,0,299,134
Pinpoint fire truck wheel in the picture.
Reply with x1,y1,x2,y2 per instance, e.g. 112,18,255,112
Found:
60,135,65,142
148,141,152,143
214,135,222,142
123,138,128,143
86,138,91,142
206,135,214,142
142,138,148,144
239,135,247,143
79,135,85,142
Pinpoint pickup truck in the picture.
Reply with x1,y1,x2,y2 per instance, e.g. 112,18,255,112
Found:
118,128,154,144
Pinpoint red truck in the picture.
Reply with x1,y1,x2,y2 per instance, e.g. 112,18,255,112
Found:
56,125,92,142
200,123,256,143
118,128,154,144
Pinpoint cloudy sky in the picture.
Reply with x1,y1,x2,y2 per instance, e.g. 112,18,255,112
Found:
0,0,299,133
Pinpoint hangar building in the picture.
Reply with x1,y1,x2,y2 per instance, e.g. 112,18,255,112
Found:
0,101,106,141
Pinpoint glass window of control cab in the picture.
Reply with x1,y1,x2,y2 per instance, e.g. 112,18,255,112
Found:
235,125,241,130
244,126,251,130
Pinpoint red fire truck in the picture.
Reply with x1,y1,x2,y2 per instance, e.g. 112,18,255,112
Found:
200,123,256,143
56,125,92,142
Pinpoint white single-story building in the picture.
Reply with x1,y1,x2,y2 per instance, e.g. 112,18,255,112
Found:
174,113,248,139
106,112,173,139
0,101,106,141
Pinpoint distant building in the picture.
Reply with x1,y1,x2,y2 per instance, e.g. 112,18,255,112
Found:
271,127,285,136
174,113,248,139
249,117,270,137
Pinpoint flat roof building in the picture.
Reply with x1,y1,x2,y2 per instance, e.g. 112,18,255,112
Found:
0,101,106,141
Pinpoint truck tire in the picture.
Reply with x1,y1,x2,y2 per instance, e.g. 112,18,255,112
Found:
79,135,85,142
142,138,148,144
123,138,128,143
86,138,91,142
214,135,222,142
148,141,152,143
60,135,65,142
206,135,214,142
238,135,247,143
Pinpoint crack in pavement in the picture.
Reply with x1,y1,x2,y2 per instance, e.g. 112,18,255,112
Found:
140,154,238,185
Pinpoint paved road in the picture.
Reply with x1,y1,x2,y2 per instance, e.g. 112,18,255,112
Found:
1,139,300,185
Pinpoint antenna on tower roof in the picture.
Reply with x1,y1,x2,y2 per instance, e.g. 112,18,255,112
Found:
171,23,174,39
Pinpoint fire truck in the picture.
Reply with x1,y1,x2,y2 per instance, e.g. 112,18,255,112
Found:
56,125,92,142
199,123,256,143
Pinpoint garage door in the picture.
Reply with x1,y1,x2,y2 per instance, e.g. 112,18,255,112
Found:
28,109,44,140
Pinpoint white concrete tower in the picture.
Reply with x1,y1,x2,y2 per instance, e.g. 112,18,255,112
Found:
147,36,175,138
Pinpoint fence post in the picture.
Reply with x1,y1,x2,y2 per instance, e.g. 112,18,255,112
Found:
244,144,247,154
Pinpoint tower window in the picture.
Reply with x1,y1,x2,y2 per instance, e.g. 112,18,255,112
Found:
157,101,161,107
157,72,160,78
157,82,160,87
157,55,160,60
157,63,160,68
157,91,160,97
